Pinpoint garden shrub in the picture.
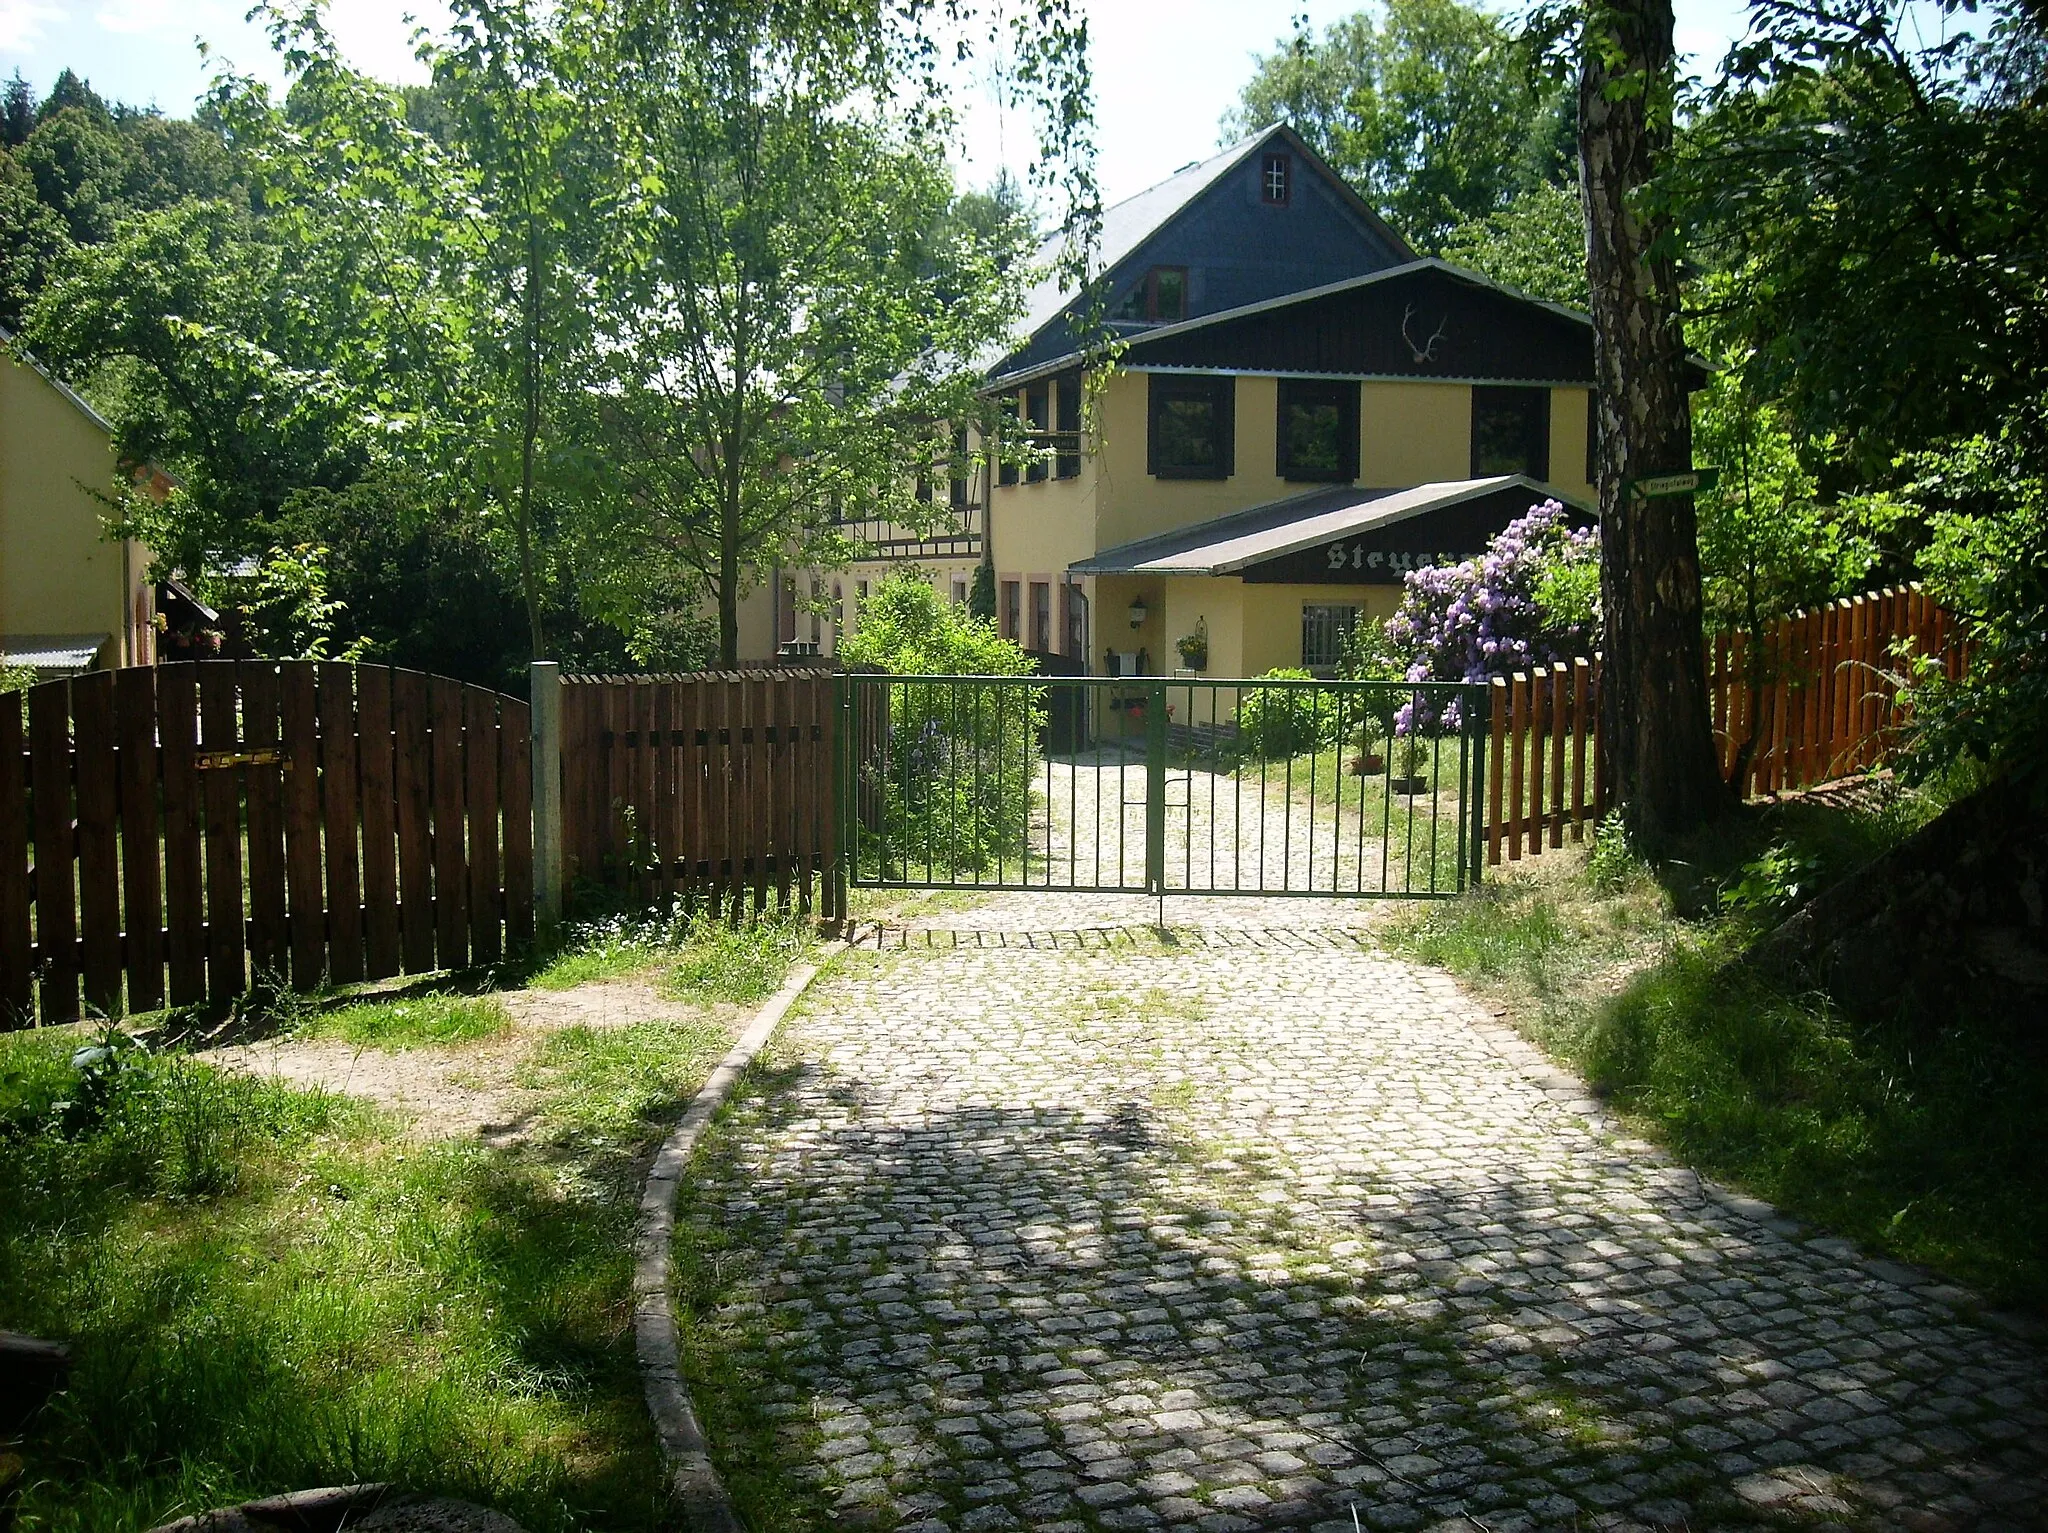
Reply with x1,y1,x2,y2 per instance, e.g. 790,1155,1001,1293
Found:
838,571,1042,874
1234,669,1345,760
1379,499,1599,731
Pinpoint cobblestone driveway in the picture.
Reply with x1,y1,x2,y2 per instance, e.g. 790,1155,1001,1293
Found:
676,910,2047,1531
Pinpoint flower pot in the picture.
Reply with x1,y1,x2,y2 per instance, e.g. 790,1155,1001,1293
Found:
1388,775,1430,795
1347,752,1385,776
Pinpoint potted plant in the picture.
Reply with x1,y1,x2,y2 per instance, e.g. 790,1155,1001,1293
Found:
1346,729,1385,776
1175,617,1208,672
1388,733,1430,795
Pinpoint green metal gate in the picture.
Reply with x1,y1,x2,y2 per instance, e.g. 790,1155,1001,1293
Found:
838,674,1486,899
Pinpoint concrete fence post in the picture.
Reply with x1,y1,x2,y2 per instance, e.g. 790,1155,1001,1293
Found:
530,660,564,927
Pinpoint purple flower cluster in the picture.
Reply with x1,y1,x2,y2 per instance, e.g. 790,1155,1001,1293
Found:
1383,500,1599,733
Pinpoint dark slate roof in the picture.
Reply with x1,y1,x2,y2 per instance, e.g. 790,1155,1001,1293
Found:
1071,476,1589,576
987,125,1414,384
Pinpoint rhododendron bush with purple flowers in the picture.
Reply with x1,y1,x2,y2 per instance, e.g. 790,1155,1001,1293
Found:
1375,500,1600,732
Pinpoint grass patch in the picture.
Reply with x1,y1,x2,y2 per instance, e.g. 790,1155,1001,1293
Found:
0,1001,733,1530
299,993,513,1049
520,1019,736,1149
658,914,810,1007
1386,781,2048,1311
527,907,811,1007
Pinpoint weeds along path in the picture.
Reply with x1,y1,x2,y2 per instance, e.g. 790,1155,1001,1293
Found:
673,917,2047,1532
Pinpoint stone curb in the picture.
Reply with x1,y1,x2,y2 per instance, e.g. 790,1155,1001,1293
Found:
633,941,845,1533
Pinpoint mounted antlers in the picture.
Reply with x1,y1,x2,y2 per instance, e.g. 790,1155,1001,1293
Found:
1401,304,1449,364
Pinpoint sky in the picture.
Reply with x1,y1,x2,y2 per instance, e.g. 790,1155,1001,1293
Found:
0,0,1764,209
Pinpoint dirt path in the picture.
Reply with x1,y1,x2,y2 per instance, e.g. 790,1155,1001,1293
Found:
213,976,742,1143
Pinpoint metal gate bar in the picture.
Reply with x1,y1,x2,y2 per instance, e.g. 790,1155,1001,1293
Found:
840,674,1486,899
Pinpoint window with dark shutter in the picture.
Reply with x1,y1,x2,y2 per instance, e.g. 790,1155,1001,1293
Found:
1055,376,1082,479
1471,386,1551,479
951,425,971,508
1276,379,1359,482
998,394,1020,485
1025,384,1049,483
1147,374,1235,480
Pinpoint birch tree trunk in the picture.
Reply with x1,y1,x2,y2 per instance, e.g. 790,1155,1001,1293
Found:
1579,0,1727,845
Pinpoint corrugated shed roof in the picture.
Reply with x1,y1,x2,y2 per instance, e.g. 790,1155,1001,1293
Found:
2,634,110,676
1071,476,1583,575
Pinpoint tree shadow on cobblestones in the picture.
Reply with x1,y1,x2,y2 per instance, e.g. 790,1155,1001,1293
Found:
672,1054,2048,1533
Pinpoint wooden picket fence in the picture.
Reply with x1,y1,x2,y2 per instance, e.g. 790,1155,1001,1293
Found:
0,661,532,1027
1485,657,1604,864
1484,586,1961,864
559,670,845,921
1708,585,1960,797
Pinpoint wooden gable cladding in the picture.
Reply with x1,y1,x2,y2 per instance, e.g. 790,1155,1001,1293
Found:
1120,265,1596,385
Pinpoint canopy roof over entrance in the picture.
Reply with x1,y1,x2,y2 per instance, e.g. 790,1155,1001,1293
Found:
1070,476,1589,582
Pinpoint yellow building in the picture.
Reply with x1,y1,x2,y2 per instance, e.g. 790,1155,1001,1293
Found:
812,128,1604,678
1,331,160,676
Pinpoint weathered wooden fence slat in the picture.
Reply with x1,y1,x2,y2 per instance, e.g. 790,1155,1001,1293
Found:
1479,585,1962,865
553,668,840,916
1,661,532,1028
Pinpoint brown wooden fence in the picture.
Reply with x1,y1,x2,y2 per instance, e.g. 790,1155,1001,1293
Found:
1,661,532,1027
558,670,842,921
1484,586,1961,864
1707,585,1961,797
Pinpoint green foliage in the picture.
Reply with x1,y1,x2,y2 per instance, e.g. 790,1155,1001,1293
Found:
840,572,1040,875
574,1,1042,665
1585,811,1642,893
272,472,624,690
1688,318,1903,635
1895,431,2048,789
1390,787,2048,1307
302,993,514,1049
519,1018,735,1145
1234,670,1342,760
838,569,1031,678
533,905,811,1004
1438,179,1587,307
0,1027,681,1532
0,655,36,693
1227,0,1574,249
660,913,812,1007
968,560,996,623
3,1030,344,1206
1671,1,2048,474
1717,842,1823,916
1583,948,2048,1308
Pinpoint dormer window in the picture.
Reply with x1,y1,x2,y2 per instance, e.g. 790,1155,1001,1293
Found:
1262,152,1291,205
1113,266,1188,324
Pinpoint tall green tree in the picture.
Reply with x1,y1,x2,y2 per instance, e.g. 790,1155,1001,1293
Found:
1438,178,1587,304
425,0,599,660
1672,0,2048,474
1579,0,1726,843
579,0,1083,667
1227,0,1573,248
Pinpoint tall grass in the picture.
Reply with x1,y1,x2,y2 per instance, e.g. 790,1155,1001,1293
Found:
529,905,812,1001
0,1029,684,1533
